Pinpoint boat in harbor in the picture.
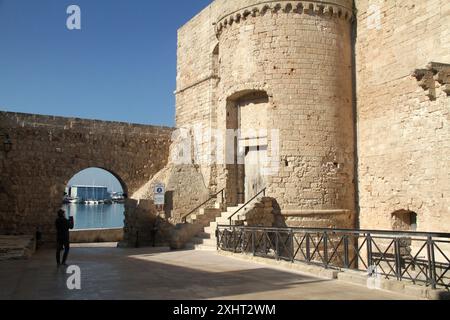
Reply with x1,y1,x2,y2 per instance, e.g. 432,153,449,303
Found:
63,196,82,204
66,184,117,206
69,197,82,204
111,193,125,203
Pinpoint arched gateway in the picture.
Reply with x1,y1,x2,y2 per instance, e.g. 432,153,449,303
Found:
0,111,173,242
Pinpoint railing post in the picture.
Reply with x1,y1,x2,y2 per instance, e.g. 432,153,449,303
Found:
306,233,311,263
344,234,349,269
323,232,329,268
233,227,237,253
216,226,219,251
367,233,373,269
275,231,280,261
252,230,256,256
427,236,437,289
211,226,450,289
394,238,402,281
290,229,295,263
223,230,227,250
263,230,267,256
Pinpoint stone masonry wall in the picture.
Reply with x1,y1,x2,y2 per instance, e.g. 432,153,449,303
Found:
355,0,450,232
177,0,357,229
4,0,449,251
0,111,173,241
131,131,211,223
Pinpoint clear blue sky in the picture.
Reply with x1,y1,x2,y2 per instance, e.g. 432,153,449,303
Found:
68,168,123,193
0,0,212,127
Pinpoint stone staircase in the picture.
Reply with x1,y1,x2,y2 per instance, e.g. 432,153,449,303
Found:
185,204,248,251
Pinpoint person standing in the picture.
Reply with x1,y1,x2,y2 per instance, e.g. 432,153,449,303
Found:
55,209,74,267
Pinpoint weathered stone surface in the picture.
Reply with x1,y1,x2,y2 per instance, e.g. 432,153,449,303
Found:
69,228,124,244
121,198,174,248
0,248,416,300
0,235,35,260
2,0,450,258
171,0,450,236
174,0,356,231
244,197,277,227
170,223,204,249
355,0,450,234
132,132,211,223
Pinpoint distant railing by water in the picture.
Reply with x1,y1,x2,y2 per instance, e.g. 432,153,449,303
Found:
216,225,450,290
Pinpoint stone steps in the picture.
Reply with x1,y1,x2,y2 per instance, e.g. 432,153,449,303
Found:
0,235,36,261
186,208,222,225
0,248,27,260
183,197,272,251
190,237,217,246
181,201,259,251
195,245,216,251
203,226,215,235
187,204,250,251
185,242,217,251
197,232,212,239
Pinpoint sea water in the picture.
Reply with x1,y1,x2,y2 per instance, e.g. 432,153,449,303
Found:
62,203,125,230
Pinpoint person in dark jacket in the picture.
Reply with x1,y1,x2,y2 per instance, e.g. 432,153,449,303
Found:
55,209,74,267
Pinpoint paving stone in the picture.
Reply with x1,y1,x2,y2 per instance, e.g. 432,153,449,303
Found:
0,246,416,300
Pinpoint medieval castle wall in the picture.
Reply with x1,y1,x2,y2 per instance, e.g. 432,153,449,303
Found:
2,0,448,239
355,0,450,232
176,0,356,228
0,112,173,240
174,0,450,233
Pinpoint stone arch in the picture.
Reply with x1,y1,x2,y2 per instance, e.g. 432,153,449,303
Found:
225,89,270,205
62,166,128,198
0,111,173,242
221,81,272,102
212,43,220,77
52,167,130,243
226,89,269,102
54,165,130,217
225,89,271,134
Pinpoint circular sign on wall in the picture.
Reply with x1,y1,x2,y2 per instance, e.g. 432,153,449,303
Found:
154,183,165,206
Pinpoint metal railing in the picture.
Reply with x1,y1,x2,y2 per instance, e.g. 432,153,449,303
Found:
228,188,266,225
181,189,225,223
216,225,450,290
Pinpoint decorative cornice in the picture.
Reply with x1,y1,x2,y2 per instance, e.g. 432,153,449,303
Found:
215,1,354,37
281,209,351,216
412,62,450,100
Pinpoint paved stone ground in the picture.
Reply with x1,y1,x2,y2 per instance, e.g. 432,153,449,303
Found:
0,244,415,300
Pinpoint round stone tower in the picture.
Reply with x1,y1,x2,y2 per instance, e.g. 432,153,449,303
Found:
214,0,356,228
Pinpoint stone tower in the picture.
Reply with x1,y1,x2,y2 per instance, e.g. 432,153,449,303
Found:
176,0,356,228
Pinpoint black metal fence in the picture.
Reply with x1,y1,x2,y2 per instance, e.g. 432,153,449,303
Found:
216,225,450,290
